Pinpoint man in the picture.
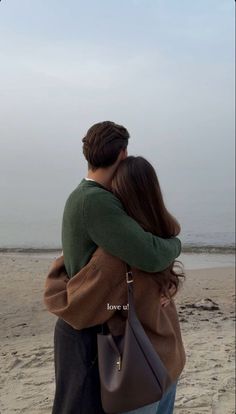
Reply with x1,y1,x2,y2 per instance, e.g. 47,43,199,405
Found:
52,121,181,413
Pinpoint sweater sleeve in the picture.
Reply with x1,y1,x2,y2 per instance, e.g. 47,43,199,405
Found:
84,190,181,272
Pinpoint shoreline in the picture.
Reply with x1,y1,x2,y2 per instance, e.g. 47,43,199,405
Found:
0,244,235,254
0,248,234,271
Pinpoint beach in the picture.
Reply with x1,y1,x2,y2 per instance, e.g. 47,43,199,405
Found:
0,252,235,414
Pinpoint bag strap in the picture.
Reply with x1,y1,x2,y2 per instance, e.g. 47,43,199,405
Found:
100,263,135,334
125,264,137,322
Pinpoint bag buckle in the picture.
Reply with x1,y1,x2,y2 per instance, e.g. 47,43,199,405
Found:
116,356,122,371
126,270,133,284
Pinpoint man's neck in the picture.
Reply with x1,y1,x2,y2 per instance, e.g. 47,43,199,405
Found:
86,152,125,189
86,169,114,190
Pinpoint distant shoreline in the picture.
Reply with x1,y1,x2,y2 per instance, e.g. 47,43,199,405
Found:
0,245,235,254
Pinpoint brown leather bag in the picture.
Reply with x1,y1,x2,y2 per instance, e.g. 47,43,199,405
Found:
97,265,173,414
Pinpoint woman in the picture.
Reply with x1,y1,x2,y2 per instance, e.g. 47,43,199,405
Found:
44,156,186,414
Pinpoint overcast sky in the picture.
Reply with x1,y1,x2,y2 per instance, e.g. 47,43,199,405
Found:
0,0,235,247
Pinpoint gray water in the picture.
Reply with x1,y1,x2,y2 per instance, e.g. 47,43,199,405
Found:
0,175,234,250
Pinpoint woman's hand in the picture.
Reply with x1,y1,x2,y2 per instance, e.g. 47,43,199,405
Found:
160,294,171,307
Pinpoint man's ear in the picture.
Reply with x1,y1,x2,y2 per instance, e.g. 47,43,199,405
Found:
120,148,128,160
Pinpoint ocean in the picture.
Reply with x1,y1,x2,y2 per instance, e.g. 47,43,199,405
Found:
0,213,234,253
0,174,235,252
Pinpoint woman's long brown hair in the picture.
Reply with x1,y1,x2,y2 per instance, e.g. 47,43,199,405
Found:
112,156,185,298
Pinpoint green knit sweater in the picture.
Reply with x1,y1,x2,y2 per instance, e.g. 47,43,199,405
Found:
62,179,181,278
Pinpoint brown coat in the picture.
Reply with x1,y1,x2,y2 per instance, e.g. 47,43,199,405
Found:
44,247,186,382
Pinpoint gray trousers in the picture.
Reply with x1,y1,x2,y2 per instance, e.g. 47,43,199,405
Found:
52,318,105,414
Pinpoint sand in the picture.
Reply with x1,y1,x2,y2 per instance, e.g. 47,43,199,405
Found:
0,252,235,414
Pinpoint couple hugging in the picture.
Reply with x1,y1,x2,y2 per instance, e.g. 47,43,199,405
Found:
44,121,186,414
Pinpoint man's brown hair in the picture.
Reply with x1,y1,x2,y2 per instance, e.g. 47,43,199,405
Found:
82,121,129,170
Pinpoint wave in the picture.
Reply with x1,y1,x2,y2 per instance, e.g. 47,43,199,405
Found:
182,244,235,254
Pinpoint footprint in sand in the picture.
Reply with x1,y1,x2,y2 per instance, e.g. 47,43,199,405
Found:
6,357,22,371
